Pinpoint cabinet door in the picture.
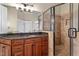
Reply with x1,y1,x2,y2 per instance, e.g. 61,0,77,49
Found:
12,45,24,56
41,37,48,56
34,43,42,56
34,38,42,56
24,43,33,56
1,5,7,34
41,43,48,56
0,44,11,56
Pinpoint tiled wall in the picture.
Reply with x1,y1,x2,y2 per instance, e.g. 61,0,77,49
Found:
55,15,61,45
55,4,71,55
60,13,70,55
42,31,53,56
73,32,79,56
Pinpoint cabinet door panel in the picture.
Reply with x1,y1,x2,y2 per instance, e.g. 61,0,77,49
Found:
34,38,42,56
24,44,33,56
12,45,23,56
41,44,48,56
0,44,11,56
41,37,48,56
34,44,42,56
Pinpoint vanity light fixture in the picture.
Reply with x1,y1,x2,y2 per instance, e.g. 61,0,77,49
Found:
16,3,34,12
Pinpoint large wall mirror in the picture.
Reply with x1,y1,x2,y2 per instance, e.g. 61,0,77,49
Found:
17,10,41,33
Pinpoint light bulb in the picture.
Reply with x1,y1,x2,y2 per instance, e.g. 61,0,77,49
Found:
16,6,19,10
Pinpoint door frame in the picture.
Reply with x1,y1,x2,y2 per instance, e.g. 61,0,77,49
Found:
42,3,76,56
52,3,73,56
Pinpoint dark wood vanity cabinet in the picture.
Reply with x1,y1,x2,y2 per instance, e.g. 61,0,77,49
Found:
24,37,48,56
0,36,48,56
24,37,42,56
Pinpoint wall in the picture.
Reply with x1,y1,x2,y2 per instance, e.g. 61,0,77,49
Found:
48,31,53,56
17,10,40,21
73,32,79,56
55,15,61,45
60,12,70,56
7,7,41,33
60,4,78,55
7,6,17,33
43,10,51,31
39,14,43,31
42,31,53,56
73,4,79,56
60,4,70,55
73,4,78,31
55,4,70,55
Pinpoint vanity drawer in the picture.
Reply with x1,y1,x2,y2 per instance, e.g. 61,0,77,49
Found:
12,40,24,46
12,51,23,56
0,39,11,45
25,39,34,44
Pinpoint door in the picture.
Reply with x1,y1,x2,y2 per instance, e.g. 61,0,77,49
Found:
54,3,79,56
25,43,33,56
0,44,11,56
12,45,24,56
24,39,34,56
34,38,42,56
54,3,71,56
72,3,79,56
41,36,48,56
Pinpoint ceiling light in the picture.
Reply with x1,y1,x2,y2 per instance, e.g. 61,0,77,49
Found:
16,3,34,12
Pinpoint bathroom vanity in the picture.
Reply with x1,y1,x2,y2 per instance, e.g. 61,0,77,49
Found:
0,32,48,56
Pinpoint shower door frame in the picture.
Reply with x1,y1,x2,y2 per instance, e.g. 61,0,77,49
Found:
43,3,77,56
53,3,72,56
53,3,78,56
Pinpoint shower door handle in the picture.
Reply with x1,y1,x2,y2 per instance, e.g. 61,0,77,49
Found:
68,28,77,38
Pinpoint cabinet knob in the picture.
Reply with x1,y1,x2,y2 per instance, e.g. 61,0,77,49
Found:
2,46,5,48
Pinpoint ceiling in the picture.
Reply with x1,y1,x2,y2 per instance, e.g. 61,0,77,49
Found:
2,3,60,21
2,3,59,13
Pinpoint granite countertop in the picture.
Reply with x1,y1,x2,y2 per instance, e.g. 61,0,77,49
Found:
0,32,48,39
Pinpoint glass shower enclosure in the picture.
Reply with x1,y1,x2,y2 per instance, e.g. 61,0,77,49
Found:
43,3,79,56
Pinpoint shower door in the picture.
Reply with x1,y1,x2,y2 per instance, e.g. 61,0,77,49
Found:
54,3,78,56
72,3,79,56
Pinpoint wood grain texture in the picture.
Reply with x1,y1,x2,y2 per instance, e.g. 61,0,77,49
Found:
0,36,48,56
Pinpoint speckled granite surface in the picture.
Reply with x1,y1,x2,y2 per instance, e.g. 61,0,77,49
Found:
0,32,48,39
